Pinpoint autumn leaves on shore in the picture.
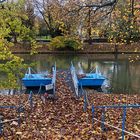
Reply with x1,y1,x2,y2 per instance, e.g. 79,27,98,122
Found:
0,70,140,140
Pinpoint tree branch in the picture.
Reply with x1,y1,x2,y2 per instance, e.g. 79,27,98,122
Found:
83,0,117,8
33,0,51,29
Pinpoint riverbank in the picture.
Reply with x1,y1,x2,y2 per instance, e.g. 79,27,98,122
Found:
12,42,140,54
0,70,140,139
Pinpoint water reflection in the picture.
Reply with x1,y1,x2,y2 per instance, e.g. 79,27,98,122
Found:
1,54,140,94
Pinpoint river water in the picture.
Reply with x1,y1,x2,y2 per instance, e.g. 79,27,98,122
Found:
15,53,140,94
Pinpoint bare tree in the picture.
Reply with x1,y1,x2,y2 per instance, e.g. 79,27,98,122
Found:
33,0,64,37
26,0,36,28
33,0,118,39
70,0,118,40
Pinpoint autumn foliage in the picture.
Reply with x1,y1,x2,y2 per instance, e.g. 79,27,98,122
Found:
0,70,140,139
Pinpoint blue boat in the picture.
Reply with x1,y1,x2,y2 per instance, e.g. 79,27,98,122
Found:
22,64,56,94
71,63,105,88
22,73,52,87
78,73,105,88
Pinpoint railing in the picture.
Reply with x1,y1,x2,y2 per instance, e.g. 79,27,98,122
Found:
52,63,56,95
0,105,24,135
0,90,38,135
92,104,140,140
80,85,89,112
0,75,57,136
27,63,56,95
70,63,79,97
28,91,33,110
25,67,36,76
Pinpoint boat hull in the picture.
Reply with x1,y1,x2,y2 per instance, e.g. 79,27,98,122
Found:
78,78,105,87
22,79,52,87
25,86,53,94
78,73,105,87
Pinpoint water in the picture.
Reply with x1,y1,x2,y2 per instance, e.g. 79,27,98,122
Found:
2,53,140,94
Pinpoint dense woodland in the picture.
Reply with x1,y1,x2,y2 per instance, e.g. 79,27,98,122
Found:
0,0,140,44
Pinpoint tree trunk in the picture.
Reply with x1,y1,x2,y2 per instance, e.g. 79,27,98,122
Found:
114,44,118,53
87,8,92,44
131,0,135,16
13,35,17,43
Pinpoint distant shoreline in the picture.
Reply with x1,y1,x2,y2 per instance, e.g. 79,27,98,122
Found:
11,42,140,54
12,51,140,54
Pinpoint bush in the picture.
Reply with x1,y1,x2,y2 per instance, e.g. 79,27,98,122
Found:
48,36,82,50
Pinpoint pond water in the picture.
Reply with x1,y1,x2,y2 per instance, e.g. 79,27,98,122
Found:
16,53,140,94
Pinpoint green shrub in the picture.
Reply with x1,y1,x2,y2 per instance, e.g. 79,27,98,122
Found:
48,36,65,50
64,38,82,50
48,36,82,50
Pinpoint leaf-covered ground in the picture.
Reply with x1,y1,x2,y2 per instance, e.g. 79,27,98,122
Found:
0,70,140,140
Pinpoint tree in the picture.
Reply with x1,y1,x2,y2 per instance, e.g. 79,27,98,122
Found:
33,0,140,44
24,0,36,30
0,0,37,43
0,0,37,90
107,0,140,44
70,0,118,40
0,35,26,89
34,0,64,37
34,0,118,39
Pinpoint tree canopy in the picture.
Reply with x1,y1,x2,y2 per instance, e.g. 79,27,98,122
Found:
33,0,139,43
0,0,34,89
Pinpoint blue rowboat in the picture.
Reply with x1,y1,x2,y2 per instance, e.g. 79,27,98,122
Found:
78,73,105,87
71,63,106,88
77,65,106,87
22,73,52,87
22,64,56,94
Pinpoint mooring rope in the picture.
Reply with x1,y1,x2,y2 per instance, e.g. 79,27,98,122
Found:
93,118,140,138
